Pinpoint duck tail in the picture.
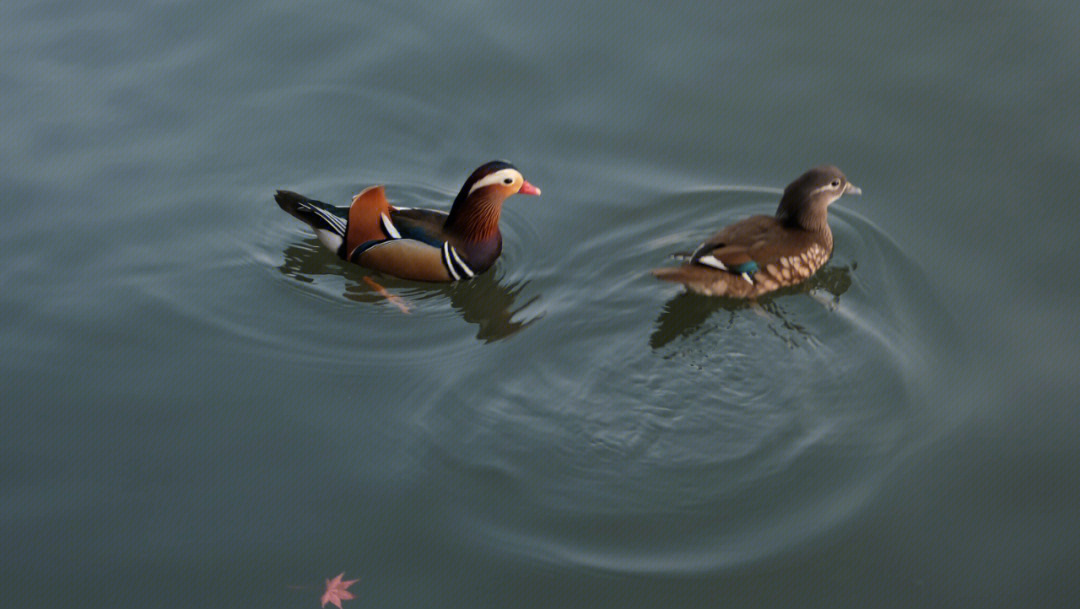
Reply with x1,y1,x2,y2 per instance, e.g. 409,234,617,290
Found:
275,190,318,221
274,190,348,252
651,267,689,283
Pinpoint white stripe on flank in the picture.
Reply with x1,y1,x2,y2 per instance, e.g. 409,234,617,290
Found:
697,255,728,271
740,272,754,284
448,245,475,278
380,213,401,239
441,243,461,280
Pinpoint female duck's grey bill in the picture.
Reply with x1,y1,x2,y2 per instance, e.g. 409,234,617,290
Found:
845,183,862,196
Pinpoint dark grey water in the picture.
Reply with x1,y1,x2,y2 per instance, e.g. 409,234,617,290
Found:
3,1,1079,607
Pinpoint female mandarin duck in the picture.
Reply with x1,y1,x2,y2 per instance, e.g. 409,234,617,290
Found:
653,165,861,298
275,161,540,281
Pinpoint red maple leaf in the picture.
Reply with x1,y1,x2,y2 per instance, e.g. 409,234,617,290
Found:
321,572,358,608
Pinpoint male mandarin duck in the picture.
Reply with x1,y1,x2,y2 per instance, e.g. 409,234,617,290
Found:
275,161,540,282
653,166,861,298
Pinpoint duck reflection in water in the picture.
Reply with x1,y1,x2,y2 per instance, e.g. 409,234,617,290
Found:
650,262,854,349
279,240,541,342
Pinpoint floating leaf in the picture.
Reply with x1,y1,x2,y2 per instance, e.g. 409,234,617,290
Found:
321,572,358,608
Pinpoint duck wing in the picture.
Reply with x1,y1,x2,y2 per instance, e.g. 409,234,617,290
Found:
354,206,479,281
388,208,451,248
342,186,401,257
690,215,786,274
691,215,828,285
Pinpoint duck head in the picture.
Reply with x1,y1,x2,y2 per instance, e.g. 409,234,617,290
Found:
445,160,540,241
775,165,860,231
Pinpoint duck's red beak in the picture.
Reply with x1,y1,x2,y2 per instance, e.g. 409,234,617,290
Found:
518,180,541,196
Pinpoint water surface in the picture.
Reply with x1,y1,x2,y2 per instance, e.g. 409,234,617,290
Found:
3,1,1079,607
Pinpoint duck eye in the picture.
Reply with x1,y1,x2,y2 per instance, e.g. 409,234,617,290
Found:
831,179,841,188
503,178,513,185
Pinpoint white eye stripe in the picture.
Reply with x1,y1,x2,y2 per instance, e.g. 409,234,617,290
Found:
807,177,846,196
810,180,843,195
468,169,521,194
